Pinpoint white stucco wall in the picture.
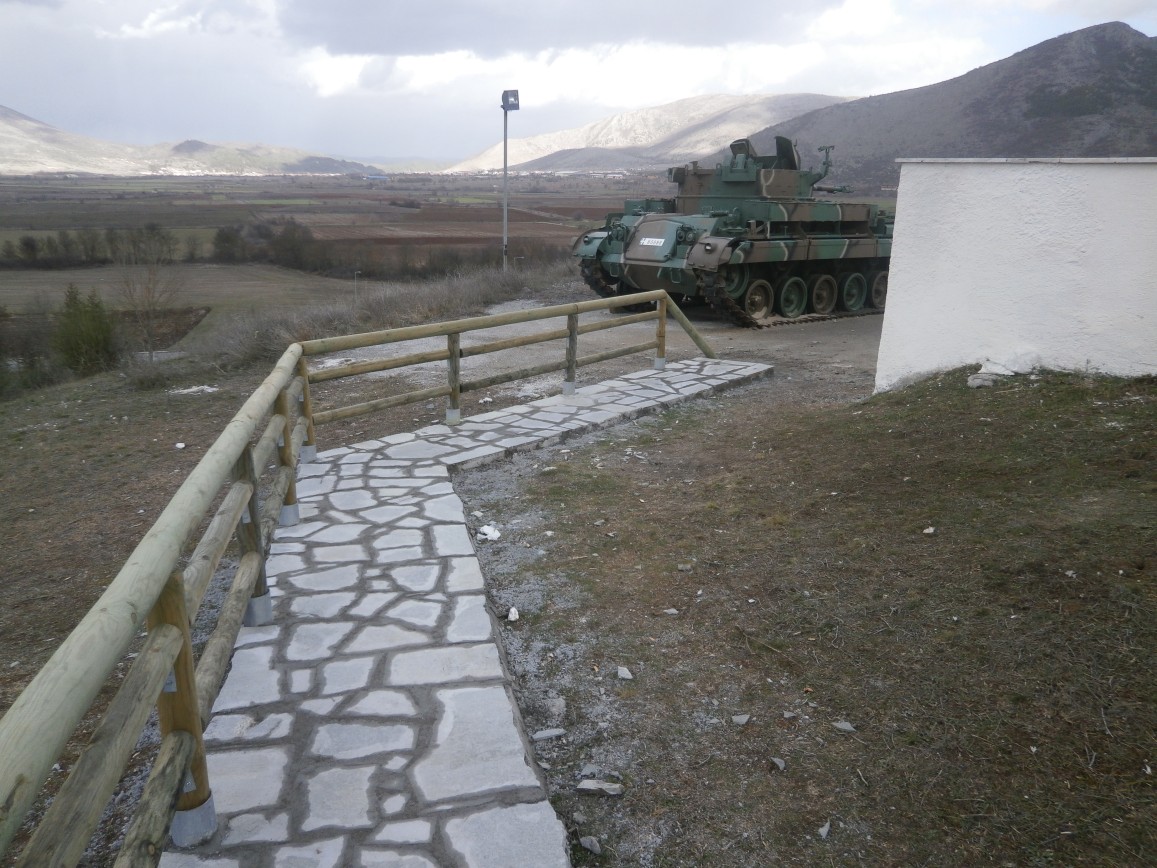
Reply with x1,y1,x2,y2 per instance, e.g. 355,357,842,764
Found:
874,159,1157,392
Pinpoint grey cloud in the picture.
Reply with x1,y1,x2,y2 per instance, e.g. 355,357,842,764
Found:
275,0,834,57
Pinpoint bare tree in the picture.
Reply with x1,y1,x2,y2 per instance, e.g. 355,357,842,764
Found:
118,224,183,363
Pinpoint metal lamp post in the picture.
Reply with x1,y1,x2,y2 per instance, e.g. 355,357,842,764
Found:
501,89,519,271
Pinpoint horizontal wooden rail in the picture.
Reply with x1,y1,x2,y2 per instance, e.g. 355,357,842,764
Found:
183,482,253,618
0,290,717,864
114,730,196,867
312,383,452,425
308,346,451,383
15,625,183,868
195,551,265,725
0,339,311,861
303,291,715,428
298,290,676,355
460,357,570,393
576,340,662,369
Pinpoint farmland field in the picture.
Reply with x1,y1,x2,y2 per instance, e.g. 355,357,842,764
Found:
0,171,672,326
0,171,664,249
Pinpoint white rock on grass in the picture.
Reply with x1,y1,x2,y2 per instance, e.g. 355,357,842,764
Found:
617,666,634,680
580,836,602,855
532,728,566,741
577,779,624,796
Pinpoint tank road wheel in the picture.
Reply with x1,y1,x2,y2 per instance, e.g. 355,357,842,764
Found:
743,280,773,319
776,276,808,318
808,274,838,315
718,264,751,300
837,272,868,312
868,271,889,309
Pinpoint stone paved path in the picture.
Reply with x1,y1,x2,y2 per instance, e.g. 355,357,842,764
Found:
160,358,771,868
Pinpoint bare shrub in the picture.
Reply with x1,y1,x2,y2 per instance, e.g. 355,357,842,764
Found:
117,225,183,363
189,264,535,366
0,307,68,396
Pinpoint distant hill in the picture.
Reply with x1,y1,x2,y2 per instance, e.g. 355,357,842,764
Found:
0,106,383,176
739,21,1157,191
5,21,1150,181
460,21,1154,190
446,93,849,172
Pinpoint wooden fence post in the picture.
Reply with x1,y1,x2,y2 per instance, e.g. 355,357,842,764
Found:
446,332,461,424
564,313,578,395
297,356,317,462
147,573,215,846
654,297,668,370
234,447,272,627
274,388,300,526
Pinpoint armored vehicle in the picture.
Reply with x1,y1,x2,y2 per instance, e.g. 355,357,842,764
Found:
572,137,893,326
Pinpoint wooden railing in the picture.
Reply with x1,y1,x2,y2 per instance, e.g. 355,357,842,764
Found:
300,290,715,425
0,290,714,864
0,345,312,865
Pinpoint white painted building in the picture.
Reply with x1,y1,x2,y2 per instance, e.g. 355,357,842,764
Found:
874,158,1157,392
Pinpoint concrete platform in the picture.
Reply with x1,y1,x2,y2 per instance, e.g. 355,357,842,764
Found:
161,357,772,868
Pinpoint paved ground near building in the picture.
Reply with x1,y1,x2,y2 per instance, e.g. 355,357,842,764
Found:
159,357,772,868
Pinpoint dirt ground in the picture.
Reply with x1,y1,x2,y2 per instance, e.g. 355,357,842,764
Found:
2,274,1152,866
445,300,1153,866
0,275,877,858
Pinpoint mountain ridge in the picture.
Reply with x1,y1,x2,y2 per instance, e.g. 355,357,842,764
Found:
735,21,1157,190
445,93,849,172
0,108,385,176
1,22,1151,181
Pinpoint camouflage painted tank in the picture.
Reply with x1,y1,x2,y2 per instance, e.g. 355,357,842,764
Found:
572,136,893,326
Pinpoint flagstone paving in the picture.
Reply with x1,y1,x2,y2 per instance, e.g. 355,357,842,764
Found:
160,357,772,868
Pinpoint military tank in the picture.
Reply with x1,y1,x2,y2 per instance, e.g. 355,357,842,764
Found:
572,136,893,327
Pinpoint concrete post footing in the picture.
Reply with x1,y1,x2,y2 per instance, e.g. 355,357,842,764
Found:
243,593,273,627
170,795,217,847
279,502,300,527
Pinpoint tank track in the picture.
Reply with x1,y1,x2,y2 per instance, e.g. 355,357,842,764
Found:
764,308,884,327
579,260,618,299
709,290,884,329
584,263,883,328
708,292,766,329
580,261,657,312
702,273,767,329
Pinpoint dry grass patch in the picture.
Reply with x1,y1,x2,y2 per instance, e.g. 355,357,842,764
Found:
462,369,1155,866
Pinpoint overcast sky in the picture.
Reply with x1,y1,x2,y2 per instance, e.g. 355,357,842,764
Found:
1,0,1153,162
